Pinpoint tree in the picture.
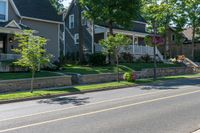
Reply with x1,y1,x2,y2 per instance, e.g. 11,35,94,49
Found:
13,30,52,93
80,0,141,63
50,0,65,13
179,0,200,60
79,0,141,35
100,34,131,82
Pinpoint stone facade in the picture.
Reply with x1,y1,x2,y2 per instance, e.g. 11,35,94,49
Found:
0,76,72,93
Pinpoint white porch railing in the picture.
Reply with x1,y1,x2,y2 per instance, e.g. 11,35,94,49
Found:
121,45,164,61
0,53,21,61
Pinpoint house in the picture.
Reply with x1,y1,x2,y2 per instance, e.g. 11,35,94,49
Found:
63,0,164,61
0,0,63,61
158,27,200,60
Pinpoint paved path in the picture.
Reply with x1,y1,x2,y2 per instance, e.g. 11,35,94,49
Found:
0,78,200,133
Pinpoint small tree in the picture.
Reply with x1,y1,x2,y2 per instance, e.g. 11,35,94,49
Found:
100,34,131,82
13,30,52,93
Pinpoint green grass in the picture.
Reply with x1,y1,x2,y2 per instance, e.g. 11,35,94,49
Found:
0,81,135,101
0,71,61,80
1,73,200,101
60,63,182,75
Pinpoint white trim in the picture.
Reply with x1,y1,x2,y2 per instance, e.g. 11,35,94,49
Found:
133,21,147,25
5,20,21,29
0,0,8,22
58,24,60,58
21,16,63,24
63,22,66,56
74,33,79,45
69,14,74,29
0,27,22,34
112,28,149,37
9,0,21,16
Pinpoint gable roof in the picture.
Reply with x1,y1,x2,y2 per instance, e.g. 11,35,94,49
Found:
0,20,31,30
12,0,62,22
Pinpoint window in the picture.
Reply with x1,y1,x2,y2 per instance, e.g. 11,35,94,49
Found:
74,33,79,44
172,34,176,41
81,11,87,26
69,14,74,29
0,0,7,21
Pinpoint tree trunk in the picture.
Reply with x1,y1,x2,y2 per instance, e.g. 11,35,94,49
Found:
191,26,196,61
116,53,120,83
30,70,35,93
153,22,157,80
108,21,113,64
77,3,84,64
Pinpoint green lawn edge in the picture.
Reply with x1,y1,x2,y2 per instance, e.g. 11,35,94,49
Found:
0,73,200,101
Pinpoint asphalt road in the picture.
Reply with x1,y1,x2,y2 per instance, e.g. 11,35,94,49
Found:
1,78,200,133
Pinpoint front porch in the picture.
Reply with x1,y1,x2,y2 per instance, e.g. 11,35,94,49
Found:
0,33,20,61
93,26,164,61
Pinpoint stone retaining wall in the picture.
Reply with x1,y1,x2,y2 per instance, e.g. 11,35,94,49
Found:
0,67,198,93
0,76,72,93
78,67,198,84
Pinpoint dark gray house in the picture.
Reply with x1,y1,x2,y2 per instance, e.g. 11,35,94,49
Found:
0,0,63,61
63,0,164,60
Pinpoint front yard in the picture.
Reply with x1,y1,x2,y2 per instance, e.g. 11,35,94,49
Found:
0,71,61,80
59,63,182,75
1,73,200,101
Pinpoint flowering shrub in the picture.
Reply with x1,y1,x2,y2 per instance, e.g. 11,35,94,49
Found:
123,71,137,82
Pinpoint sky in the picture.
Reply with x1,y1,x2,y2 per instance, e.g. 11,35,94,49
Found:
62,0,72,7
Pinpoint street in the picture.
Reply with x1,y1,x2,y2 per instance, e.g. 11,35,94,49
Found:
0,78,200,133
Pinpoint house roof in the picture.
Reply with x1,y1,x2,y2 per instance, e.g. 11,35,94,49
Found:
0,20,31,30
12,0,62,22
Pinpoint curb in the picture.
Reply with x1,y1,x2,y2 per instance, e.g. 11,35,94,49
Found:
0,84,138,105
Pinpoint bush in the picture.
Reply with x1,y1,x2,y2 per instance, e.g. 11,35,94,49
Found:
120,52,135,63
89,53,106,66
123,71,137,82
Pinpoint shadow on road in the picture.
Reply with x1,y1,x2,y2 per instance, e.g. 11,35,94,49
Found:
37,96,90,106
141,78,200,90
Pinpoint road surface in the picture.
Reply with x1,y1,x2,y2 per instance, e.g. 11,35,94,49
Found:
0,78,200,133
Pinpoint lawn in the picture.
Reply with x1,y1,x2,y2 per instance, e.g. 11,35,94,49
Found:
0,71,61,80
0,81,135,101
60,63,182,75
1,73,200,101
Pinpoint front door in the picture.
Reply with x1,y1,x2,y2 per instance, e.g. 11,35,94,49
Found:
0,34,6,53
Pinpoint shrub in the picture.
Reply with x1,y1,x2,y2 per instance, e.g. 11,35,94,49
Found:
123,71,137,82
89,53,106,66
139,54,153,63
120,52,135,63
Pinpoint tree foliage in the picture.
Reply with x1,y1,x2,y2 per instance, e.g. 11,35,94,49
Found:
79,0,142,34
13,30,52,93
50,0,65,13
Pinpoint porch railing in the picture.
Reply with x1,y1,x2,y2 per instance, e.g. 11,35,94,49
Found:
0,53,21,61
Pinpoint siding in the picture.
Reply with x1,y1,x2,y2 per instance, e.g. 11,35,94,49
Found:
21,19,60,60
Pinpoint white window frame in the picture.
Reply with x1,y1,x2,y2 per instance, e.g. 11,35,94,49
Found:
74,33,79,44
81,11,87,26
69,14,74,29
0,0,8,22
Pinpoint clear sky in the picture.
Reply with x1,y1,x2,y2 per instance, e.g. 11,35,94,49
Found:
62,0,72,7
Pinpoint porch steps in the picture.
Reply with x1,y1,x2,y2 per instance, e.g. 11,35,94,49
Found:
183,58,199,68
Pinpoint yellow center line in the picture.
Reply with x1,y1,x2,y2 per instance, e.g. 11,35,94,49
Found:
0,89,200,133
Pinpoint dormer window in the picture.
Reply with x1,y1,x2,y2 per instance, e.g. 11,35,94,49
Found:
0,0,8,22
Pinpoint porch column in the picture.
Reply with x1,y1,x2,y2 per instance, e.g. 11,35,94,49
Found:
132,34,135,55
91,21,95,54
104,31,108,39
